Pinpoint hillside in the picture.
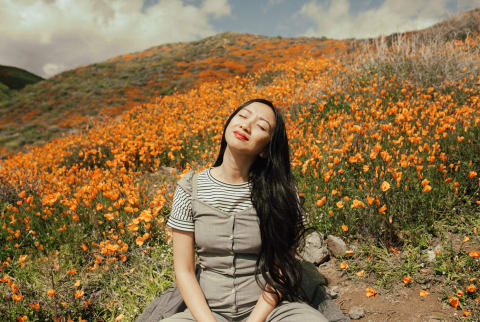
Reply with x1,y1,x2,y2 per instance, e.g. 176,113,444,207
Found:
0,8,479,321
0,33,347,153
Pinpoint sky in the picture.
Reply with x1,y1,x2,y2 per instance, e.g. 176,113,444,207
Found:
0,0,478,79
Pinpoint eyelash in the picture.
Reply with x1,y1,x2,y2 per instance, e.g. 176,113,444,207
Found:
238,114,266,130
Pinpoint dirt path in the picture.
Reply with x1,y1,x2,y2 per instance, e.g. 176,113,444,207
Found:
318,258,460,321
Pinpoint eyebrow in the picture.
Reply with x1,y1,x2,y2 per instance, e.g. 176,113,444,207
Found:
242,108,273,129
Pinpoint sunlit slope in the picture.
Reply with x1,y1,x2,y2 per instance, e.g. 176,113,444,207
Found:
0,33,345,153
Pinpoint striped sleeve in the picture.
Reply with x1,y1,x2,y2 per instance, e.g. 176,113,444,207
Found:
166,185,194,232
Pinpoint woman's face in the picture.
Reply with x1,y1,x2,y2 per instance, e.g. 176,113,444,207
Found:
225,102,276,158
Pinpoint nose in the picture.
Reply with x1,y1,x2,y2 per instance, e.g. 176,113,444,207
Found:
240,119,252,133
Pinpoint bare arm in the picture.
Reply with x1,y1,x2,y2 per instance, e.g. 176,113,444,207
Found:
246,284,281,322
172,228,217,322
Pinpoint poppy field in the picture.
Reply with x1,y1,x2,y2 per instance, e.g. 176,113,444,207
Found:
1,11,479,321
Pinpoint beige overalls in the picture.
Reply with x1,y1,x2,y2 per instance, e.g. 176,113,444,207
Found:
162,170,328,322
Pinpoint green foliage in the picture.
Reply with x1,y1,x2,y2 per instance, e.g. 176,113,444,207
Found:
0,83,14,101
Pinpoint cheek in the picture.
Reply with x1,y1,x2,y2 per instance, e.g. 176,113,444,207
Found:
255,133,271,150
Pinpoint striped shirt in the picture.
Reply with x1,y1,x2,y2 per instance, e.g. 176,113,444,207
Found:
166,167,306,232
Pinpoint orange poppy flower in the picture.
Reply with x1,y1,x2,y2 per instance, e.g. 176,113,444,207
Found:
366,288,376,297
18,255,27,264
316,196,326,206
12,293,24,301
449,296,459,309
379,204,387,214
465,284,477,293
351,199,365,208
380,181,390,192
74,290,84,298
419,290,429,297
389,247,400,254
366,195,374,205
469,250,480,257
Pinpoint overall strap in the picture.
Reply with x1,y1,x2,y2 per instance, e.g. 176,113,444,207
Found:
192,172,198,200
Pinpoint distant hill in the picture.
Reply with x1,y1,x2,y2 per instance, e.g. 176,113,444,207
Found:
0,65,43,90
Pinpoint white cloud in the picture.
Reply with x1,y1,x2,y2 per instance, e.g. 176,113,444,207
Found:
0,0,231,78
202,0,231,18
43,62,67,76
267,0,286,5
297,0,478,39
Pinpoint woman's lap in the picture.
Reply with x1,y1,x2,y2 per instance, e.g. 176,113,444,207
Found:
160,302,328,322
160,308,233,322
266,301,329,322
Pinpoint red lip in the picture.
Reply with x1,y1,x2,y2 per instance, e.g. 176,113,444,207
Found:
233,131,248,141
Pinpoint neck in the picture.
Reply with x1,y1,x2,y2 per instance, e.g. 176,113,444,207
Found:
213,147,256,184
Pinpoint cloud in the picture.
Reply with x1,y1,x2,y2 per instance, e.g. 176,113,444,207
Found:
0,0,231,78
267,0,286,5
297,0,479,39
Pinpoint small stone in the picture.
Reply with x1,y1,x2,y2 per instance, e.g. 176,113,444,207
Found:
348,306,365,320
326,235,347,258
424,250,436,262
326,286,339,299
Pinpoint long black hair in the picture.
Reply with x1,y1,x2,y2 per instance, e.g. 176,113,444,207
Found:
213,98,309,303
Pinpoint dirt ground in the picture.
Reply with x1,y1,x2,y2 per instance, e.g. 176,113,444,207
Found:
318,258,465,322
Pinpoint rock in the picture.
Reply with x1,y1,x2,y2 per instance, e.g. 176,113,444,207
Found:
299,261,350,321
326,285,339,299
348,306,365,320
423,245,442,262
299,231,329,265
301,260,328,288
425,250,436,262
317,299,351,322
326,235,347,257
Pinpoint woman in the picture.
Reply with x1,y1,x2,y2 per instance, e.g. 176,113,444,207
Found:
163,99,328,321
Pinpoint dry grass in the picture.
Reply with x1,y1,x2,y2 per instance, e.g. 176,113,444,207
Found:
350,9,480,89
